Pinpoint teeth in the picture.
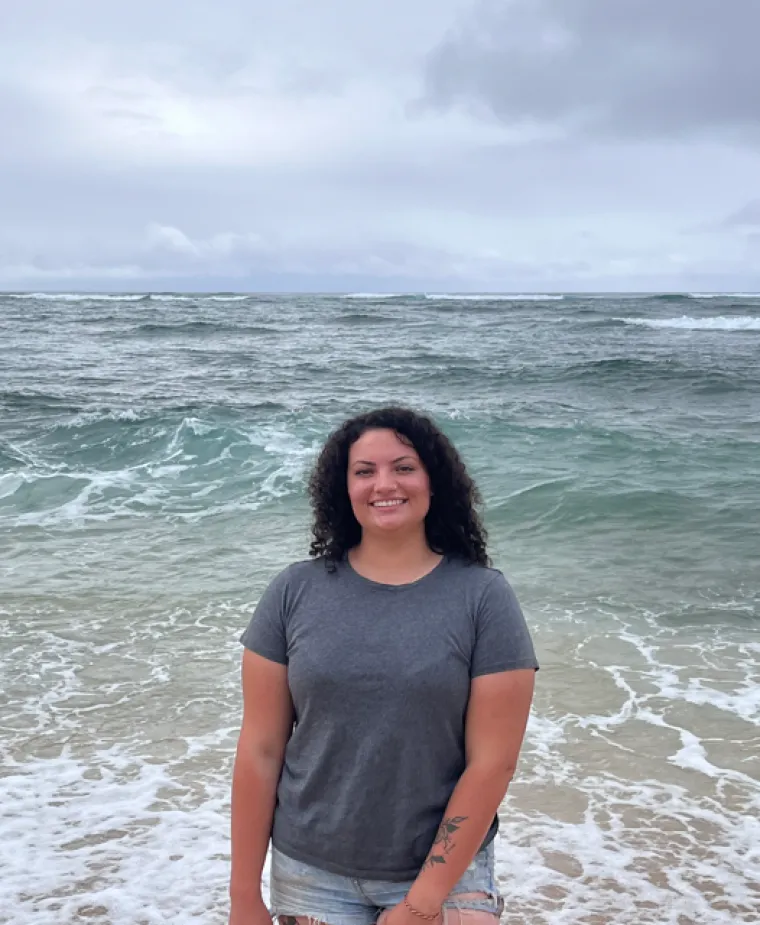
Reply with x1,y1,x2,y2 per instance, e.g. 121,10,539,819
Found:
372,500,405,507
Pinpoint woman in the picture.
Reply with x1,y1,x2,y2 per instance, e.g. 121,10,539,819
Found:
229,407,538,925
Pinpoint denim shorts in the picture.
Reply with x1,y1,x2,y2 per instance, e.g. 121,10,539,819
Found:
269,840,503,925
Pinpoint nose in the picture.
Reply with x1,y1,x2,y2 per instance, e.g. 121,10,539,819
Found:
373,467,398,492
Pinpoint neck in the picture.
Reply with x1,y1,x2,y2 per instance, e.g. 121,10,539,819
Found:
350,529,438,572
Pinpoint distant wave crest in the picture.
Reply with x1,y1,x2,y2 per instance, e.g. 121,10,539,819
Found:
7,293,147,302
687,292,760,300
425,293,564,302
340,292,565,302
5,292,251,303
621,315,760,331
341,293,404,300
149,294,250,303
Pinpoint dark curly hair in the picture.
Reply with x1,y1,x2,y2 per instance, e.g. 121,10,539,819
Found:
308,407,490,569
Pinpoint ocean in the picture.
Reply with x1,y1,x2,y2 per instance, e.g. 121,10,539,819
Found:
1,291,758,925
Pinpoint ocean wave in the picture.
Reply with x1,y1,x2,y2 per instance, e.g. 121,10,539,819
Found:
425,293,564,302
127,321,278,338
569,293,643,300
54,402,293,428
648,291,760,307
0,416,318,527
544,357,751,396
338,313,387,326
148,294,249,303
341,292,566,302
688,292,760,300
4,292,251,304
341,293,404,300
5,293,148,302
561,356,676,379
65,408,147,425
497,484,729,540
204,295,249,302
620,315,760,331
148,294,194,302
0,390,82,413
132,321,227,337
649,293,692,304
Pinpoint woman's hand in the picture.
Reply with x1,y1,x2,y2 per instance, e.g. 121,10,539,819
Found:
378,900,442,925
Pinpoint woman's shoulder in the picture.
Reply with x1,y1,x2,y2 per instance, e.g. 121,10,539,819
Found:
265,556,336,591
442,555,508,589
269,555,324,578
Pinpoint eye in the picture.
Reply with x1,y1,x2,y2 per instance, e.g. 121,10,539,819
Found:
397,465,415,472
354,468,372,476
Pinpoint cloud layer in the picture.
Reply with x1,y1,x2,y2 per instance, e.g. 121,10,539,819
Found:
424,0,760,142
1,0,759,291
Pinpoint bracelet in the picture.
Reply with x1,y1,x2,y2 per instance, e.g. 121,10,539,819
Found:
403,896,442,921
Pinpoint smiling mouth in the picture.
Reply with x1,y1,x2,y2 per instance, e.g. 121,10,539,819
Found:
370,499,407,508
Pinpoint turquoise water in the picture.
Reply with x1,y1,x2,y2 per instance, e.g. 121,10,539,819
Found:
1,291,759,924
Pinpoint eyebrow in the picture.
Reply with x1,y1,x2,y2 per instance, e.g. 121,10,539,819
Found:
352,455,417,466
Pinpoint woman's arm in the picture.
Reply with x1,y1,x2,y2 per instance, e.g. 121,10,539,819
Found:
230,649,294,907
406,668,536,914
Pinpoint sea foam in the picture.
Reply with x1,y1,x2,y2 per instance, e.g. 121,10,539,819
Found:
425,293,564,301
621,315,760,331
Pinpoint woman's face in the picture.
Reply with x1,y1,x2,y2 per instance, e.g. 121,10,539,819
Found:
347,428,432,538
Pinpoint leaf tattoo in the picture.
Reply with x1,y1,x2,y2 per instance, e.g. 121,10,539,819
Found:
422,815,468,870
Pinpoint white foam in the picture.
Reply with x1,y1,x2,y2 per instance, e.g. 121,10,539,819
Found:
688,292,760,299
147,293,251,301
6,293,146,302
202,295,249,302
147,294,197,302
620,315,760,330
341,292,403,300
612,626,760,726
5,292,250,303
0,747,236,925
425,293,564,301
658,674,760,725
67,408,143,426
494,771,760,924
670,730,760,791
670,730,721,777
0,472,25,500
2,599,759,925
148,294,247,302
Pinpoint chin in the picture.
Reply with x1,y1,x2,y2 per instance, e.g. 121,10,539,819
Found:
370,516,424,532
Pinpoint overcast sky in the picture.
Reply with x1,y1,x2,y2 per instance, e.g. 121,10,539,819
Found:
2,0,759,292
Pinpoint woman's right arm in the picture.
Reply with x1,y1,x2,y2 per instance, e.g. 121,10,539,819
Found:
229,648,294,922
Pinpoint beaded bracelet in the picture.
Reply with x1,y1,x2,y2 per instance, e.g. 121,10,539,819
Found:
403,896,442,921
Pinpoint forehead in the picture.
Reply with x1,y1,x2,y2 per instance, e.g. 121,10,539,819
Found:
348,428,418,462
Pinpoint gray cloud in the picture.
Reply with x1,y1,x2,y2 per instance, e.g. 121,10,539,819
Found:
424,0,760,142
2,0,760,291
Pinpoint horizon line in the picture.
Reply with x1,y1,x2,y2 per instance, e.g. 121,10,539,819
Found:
2,288,760,296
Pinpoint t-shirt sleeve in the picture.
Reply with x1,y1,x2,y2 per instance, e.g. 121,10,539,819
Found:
471,571,539,677
239,567,291,665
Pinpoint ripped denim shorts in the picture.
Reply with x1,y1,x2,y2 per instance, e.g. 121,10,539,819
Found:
269,839,503,925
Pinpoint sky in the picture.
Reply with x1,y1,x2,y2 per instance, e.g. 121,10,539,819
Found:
2,0,759,293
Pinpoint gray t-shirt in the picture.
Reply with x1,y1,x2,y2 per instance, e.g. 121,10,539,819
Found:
240,555,538,881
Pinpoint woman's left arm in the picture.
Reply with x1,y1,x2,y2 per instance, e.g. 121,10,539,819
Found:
405,668,536,916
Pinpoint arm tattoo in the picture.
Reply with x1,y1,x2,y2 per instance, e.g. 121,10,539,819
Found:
421,815,468,870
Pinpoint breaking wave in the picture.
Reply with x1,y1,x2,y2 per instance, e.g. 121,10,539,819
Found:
620,315,760,331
